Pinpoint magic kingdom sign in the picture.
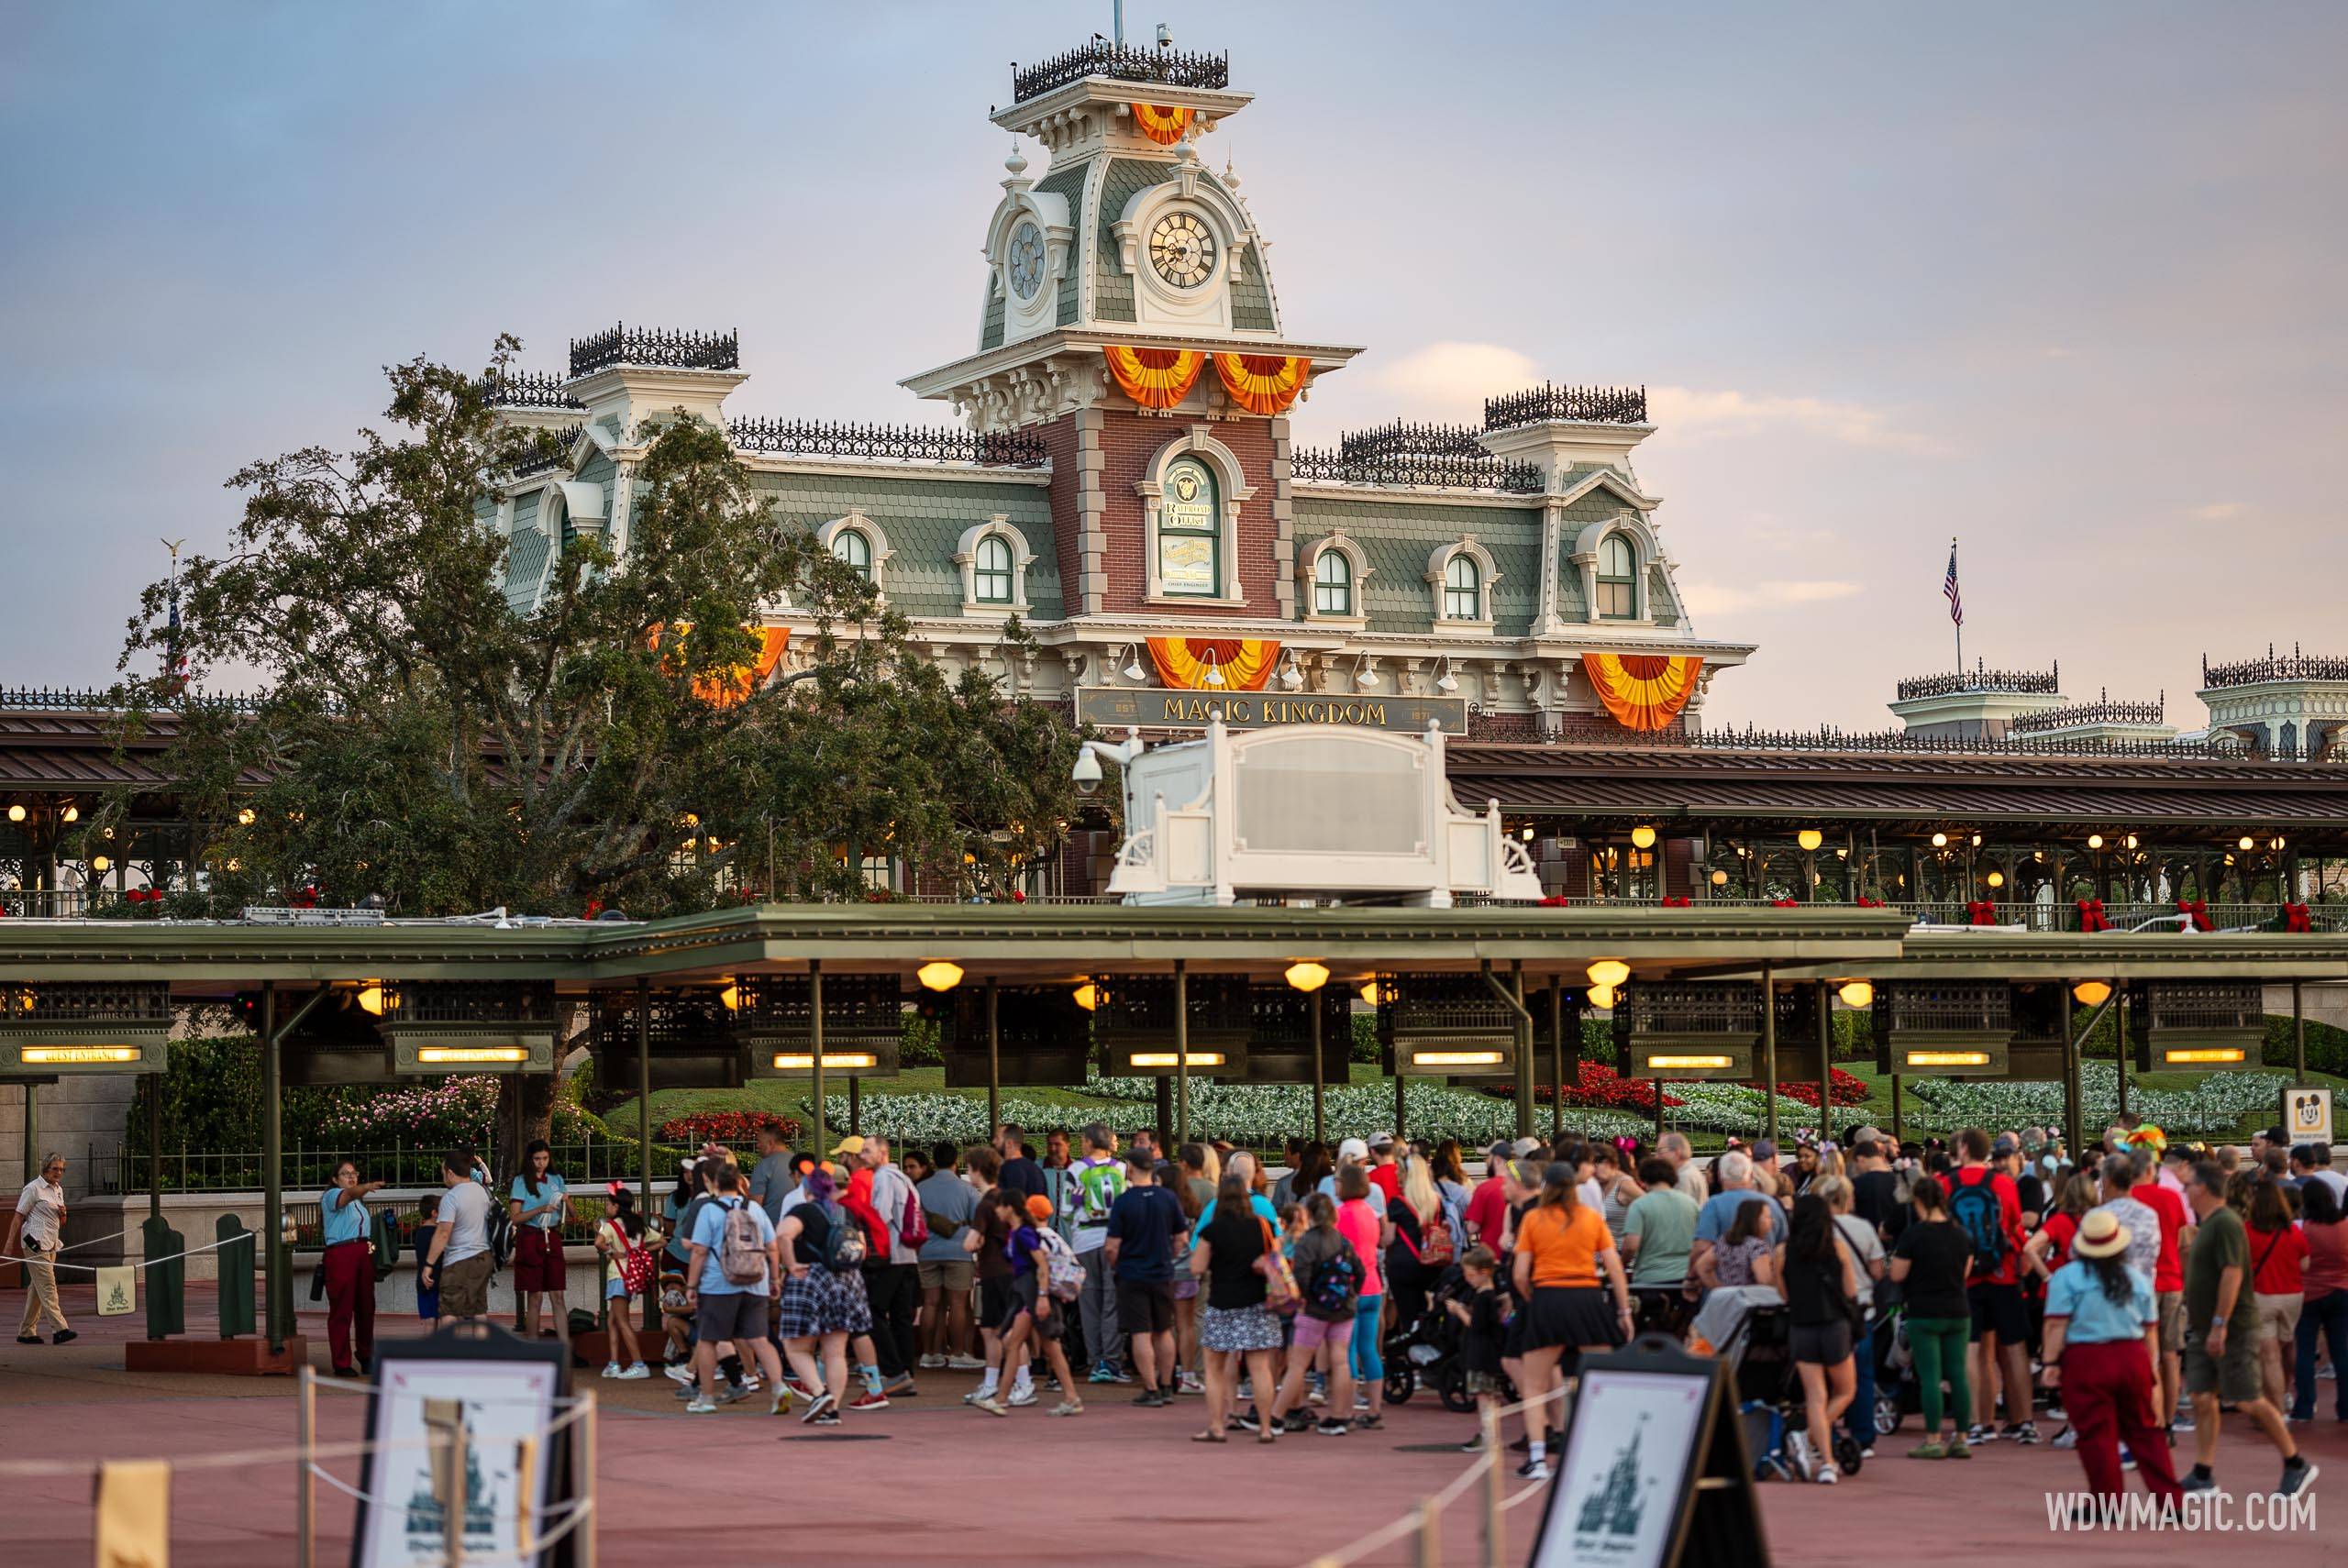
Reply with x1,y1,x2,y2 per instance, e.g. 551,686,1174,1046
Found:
1075,685,1468,734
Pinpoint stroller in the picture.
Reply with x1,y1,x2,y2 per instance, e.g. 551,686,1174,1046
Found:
1704,1289,1866,1482
1381,1265,1515,1412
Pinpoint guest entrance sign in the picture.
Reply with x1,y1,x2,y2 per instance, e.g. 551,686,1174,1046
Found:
1529,1334,1767,1568
2284,1086,2332,1147
1076,685,1466,734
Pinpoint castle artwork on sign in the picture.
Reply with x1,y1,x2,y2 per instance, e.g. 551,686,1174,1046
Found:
1534,1371,1708,1568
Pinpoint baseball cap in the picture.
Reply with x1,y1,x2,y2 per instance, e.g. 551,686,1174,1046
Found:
830,1135,866,1158
1851,1125,1885,1146
1369,1132,1396,1150
1487,1141,1513,1163
1337,1136,1369,1162
1991,1134,2020,1157
1024,1194,1055,1222
2260,1125,2289,1144
1511,1137,1541,1159
1751,1138,1778,1162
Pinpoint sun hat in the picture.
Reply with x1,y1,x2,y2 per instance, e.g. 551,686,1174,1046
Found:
2072,1209,2131,1261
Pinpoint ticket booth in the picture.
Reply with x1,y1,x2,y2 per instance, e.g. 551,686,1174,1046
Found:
1615,982,1763,1082
1872,981,2016,1078
941,985,1093,1088
1379,973,1518,1080
591,988,746,1090
1093,973,1251,1078
2130,979,2264,1073
739,974,903,1080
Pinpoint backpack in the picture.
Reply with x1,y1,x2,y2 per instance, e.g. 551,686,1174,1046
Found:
484,1199,514,1271
1418,1207,1457,1270
818,1201,867,1274
1947,1172,2008,1269
604,1220,655,1296
1036,1226,1087,1301
894,1175,930,1253
717,1199,767,1286
1305,1240,1363,1319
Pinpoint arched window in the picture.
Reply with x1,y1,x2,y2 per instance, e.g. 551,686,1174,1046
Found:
1596,534,1637,619
1313,548,1353,616
973,534,1015,604
1442,553,1481,621
1157,456,1222,598
833,528,873,582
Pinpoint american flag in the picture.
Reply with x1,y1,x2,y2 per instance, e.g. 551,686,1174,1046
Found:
1942,541,1963,626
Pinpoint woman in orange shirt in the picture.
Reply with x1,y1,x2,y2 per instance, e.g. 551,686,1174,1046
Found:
1510,1162,1634,1481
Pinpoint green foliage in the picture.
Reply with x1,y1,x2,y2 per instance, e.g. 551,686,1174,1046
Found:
901,1010,943,1067
2264,1013,2348,1076
1349,1013,1379,1063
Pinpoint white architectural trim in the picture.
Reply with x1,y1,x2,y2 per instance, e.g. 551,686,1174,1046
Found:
1297,530,1371,626
1568,513,1664,624
953,515,1036,616
1555,466,1660,513
1135,425,1257,604
1107,152,1256,334
1426,536,1500,635
817,511,893,602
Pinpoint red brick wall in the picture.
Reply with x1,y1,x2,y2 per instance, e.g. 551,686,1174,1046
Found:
1037,414,1089,615
1468,710,1543,743
1096,410,1278,615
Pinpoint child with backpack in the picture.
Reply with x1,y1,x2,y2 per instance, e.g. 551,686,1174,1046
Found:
595,1182,653,1380
1270,1193,1363,1434
774,1167,873,1426
1447,1245,1508,1451
976,1192,1084,1417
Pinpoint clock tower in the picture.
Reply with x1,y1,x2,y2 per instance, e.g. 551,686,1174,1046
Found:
903,37,1362,632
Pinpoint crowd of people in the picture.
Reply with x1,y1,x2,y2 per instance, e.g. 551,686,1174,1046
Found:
85,1103,2334,1520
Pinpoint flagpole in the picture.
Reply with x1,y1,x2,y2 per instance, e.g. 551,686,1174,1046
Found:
1950,536,1961,675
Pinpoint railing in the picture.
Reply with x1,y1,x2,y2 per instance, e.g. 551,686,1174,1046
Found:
95,1135,694,1198
1895,663,2061,700
2012,690,2165,733
0,685,261,714
2203,645,2348,688
1,888,96,918
1623,981,1764,1035
1482,381,1649,429
726,417,1048,468
1877,981,2010,1032
1336,419,1491,460
1290,446,1544,492
506,423,581,478
1620,896,2348,933
568,324,739,378
1540,722,2265,759
1011,40,1230,103
482,370,583,411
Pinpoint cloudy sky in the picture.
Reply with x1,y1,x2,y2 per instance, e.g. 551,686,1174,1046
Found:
4,2,2340,728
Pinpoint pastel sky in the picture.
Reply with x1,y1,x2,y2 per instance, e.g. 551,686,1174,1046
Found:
4,2,2340,730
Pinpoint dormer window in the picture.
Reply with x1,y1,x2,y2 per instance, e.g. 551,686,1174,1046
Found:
1596,534,1637,619
974,535,1015,604
1314,549,1353,616
833,528,873,582
1443,555,1481,621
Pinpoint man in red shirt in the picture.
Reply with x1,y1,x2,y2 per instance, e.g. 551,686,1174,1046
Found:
1463,1141,1513,1247
1367,1133,1402,1203
2131,1142,2194,1429
1948,1127,2034,1442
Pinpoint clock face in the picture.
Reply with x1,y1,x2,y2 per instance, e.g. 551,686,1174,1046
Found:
1147,210,1217,290
1007,221,1046,301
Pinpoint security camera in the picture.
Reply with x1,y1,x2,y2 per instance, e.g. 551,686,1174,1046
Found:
1156,22,1172,47
1076,775,1101,798
1070,748,1103,795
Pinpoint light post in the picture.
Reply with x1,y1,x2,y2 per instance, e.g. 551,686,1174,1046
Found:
1285,960,1331,1147
1797,829,1822,903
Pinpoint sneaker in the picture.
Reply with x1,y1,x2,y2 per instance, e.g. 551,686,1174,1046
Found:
1946,1437,1972,1460
716,1384,751,1406
685,1397,717,1414
1179,1371,1204,1395
800,1392,838,1423
1049,1400,1084,1417
1964,1424,1994,1445
847,1391,890,1411
1133,1389,1169,1408
1231,1411,1261,1433
1089,1361,1119,1385
602,1363,621,1379
2005,1422,2041,1445
2278,1460,2319,1498
1237,1381,1256,1402
671,1382,698,1401
1282,1411,1314,1433
14,1335,39,1345
975,1396,1010,1418
1785,1430,1817,1482
664,1363,696,1385
1318,1419,1351,1436
808,1410,843,1427
883,1373,917,1397
1459,1432,1487,1453
946,1353,987,1370
1517,1458,1551,1483
1006,1383,1038,1408
919,1353,947,1370
1355,1395,1371,1414
1356,1413,1384,1430
770,1390,793,1416
2052,1427,2077,1450
1816,1463,1839,1485
1106,1364,1134,1384
781,1376,816,1401
1908,1441,1947,1460
2182,1472,2219,1495
963,1384,998,1406
2120,1444,2137,1472
618,1363,650,1380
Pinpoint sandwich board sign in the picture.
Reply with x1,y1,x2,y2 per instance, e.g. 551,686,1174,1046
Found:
2283,1086,2332,1149
1529,1334,1767,1568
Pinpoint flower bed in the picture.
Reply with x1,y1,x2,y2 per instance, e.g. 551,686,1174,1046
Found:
660,1110,803,1145
1901,1064,2288,1137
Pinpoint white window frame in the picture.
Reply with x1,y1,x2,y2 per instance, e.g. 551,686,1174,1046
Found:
954,515,1036,617
815,512,893,602
1425,536,1499,634
1135,425,1256,605
1298,531,1371,626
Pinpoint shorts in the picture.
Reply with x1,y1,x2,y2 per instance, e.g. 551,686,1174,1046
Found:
1522,1286,1623,1353
1171,1274,1200,1302
980,1275,1016,1333
1290,1312,1355,1353
1791,1320,1855,1366
514,1227,566,1293
1200,1303,1284,1353
919,1257,974,1293
694,1290,770,1344
437,1253,493,1319
2157,1291,2186,1354
1117,1277,1176,1337
2184,1321,2261,1403
605,1275,631,1301
1967,1281,2030,1343
1013,1274,1064,1341
2254,1291,2302,1344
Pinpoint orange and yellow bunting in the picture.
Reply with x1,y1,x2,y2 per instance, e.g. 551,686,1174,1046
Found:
1103,345,1206,410
1213,353,1310,417
1582,652,1703,732
651,623,791,709
1132,104,1194,146
1148,637,1282,692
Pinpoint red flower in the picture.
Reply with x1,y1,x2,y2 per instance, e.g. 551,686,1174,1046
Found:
1483,1061,1685,1111
1753,1067,1870,1108
659,1110,805,1144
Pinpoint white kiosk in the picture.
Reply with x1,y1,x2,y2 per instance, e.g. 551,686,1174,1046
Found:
1077,714,1544,907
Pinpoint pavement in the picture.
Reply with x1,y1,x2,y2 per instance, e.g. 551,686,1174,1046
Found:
5,1282,2345,1565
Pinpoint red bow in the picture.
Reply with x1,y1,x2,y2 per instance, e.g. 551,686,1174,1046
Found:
1660,895,1692,908
2176,899,2211,933
2283,902,2313,933
1771,897,1800,909
1967,900,1998,925
1538,895,1571,907
2077,898,2110,933
1854,896,1884,909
